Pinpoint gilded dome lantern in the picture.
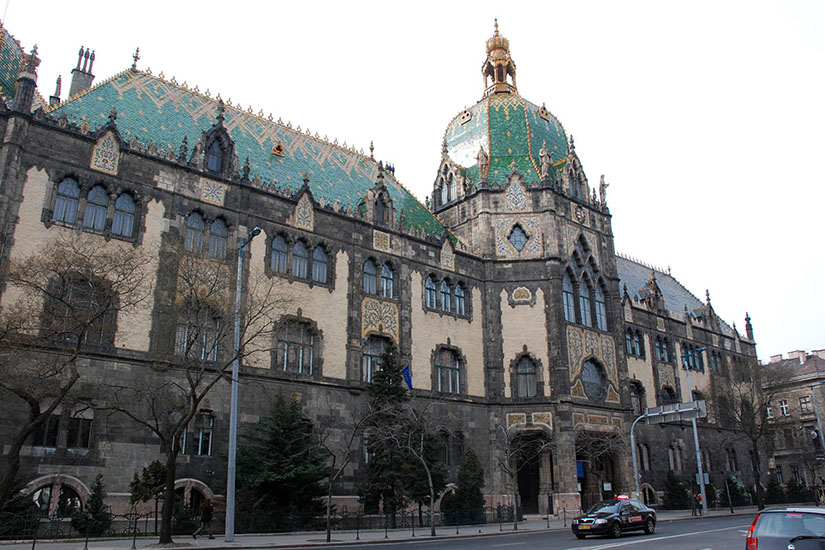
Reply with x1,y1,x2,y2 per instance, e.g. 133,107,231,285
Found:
482,19,517,96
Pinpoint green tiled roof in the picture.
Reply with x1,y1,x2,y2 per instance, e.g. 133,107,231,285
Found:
49,69,446,238
0,23,24,103
444,93,568,189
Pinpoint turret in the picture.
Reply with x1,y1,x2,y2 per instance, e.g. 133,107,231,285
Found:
12,46,39,113
69,46,95,98
482,19,517,96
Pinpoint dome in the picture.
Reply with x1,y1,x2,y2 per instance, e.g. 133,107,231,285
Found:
446,23,569,189
444,95,568,189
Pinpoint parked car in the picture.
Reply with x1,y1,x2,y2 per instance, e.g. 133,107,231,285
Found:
571,496,656,539
746,508,825,549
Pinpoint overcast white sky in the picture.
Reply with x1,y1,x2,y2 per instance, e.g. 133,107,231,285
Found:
7,1,824,360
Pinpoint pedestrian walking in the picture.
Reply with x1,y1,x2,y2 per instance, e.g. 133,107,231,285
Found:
193,499,214,539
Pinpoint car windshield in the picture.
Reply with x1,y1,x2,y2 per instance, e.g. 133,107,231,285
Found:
755,512,825,538
588,500,620,514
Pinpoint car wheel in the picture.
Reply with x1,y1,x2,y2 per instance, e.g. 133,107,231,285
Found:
610,521,622,538
644,518,655,534
575,533,586,539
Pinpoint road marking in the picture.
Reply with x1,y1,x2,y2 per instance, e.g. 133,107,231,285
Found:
492,544,525,547
560,523,750,550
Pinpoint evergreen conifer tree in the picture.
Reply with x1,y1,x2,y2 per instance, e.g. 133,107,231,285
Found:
72,474,112,535
455,448,485,524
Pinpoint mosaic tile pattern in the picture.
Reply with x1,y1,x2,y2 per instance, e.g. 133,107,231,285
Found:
505,178,528,211
49,70,446,237
361,297,399,343
0,24,23,103
293,193,314,231
444,92,568,189
90,131,120,175
440,239,455,271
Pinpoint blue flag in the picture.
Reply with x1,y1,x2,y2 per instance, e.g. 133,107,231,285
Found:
401,365,413,389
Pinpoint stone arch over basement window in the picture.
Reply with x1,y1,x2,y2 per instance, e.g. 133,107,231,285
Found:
24,474,90,518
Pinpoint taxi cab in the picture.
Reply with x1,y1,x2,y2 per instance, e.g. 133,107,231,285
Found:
571,496,657,539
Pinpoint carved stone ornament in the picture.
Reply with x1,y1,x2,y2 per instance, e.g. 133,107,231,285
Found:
90,131,120,175
373,230,390,252
506,413,527,427
361,297,399,343
440,239,455,271
512,286,531,302
531,412,552,428
200,177,226,206
293,193,314,231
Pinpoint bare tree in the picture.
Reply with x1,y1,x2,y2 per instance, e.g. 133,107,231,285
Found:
0,234,152,507
316,401,373,542
714,358,794,509
493,424,554,530
101,244,292,543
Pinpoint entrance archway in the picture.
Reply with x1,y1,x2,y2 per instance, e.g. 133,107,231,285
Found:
508,429,554,516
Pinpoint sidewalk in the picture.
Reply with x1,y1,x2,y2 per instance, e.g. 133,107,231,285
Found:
0,506,760,550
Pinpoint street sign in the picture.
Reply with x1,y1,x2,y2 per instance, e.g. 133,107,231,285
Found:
645,400,707,424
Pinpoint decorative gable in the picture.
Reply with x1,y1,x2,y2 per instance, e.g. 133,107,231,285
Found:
90,131,120,175
504,176,528,211
292,192,314,231
440,238,455,271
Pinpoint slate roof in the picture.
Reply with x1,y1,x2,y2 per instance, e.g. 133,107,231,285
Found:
48,69,447,238
616,254,733,331
444,93,568,189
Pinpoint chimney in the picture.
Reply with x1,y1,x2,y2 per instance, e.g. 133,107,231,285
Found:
12,46,39,113
769,354,784,363
787,350,806,364
68,46,95,98
49,75,62,107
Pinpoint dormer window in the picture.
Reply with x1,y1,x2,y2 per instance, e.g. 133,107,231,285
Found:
206,140,223,175
375,198,386,226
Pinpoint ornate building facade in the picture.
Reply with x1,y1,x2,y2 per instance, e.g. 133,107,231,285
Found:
0,21,758,518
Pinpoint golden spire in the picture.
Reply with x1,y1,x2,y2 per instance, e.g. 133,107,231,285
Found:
482,19,517,96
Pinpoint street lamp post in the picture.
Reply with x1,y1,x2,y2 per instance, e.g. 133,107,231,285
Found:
225,227,261,542
682,346,708,516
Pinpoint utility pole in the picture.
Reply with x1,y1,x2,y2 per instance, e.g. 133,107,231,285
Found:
682,346,708,516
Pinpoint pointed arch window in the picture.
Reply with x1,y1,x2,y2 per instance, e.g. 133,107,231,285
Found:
271,236,288,273
454,285,465,316
362,335,388,383
275,319,317,375
375,198,386,226
578,283,592,327
112,193,135,237
380,264,394,298
312,247,328,283
562,275,575,322
208,219,228,258
83,185,109,231
363,260,377,294
440,182,448,206
206,140,223,174
581,359,606,401
292,241,308,278
440,281,451,311
54,178,81,224
515,356,537,398
626,330,634,355
184,212,205,252
660,386,677,406
436,348,461,394
448,174,456,202
508,225,528,251
594,286,607,330
425,276,437,309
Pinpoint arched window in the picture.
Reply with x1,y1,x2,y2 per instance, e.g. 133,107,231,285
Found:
292,241,308,278
633,332,642,357
175,311,220,361
515,356,537,398
375,199,385,226
312,247,327,283
83,185,109,231
662,338,670,362
206,140,222,174
112,193,135,237
381,264,393,298
440,280,451,311
562,275,575,322
594,286,607,330
660,386,677,406
436,348,461,394
271,236,288,273
630,380,645,416
626,330,634,355
440,183,448,206
208,219,228,258
362,335,388,382
578,283,592,327
425,276,437,309
508,225,528,251
581,359,606,401
448,174,456,202
275,319,317,375
184,212,205,252
54,178,81,224
363,260,377,294
454,285,465,316
639,444,651,471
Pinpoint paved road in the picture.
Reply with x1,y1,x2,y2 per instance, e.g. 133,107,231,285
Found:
294,516,750,550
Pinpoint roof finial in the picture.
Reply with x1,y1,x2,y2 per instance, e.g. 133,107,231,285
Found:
216,99,225,124
54,75,62,97
76,46,84,70
303,171,310,185
369,140,374,160
243,157,251,181
109,106,117,122
569,135,576,152
494,18,499,36
132,47,140,71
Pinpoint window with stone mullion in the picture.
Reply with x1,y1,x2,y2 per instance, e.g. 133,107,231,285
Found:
436,349,460,394
515,356,537,398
